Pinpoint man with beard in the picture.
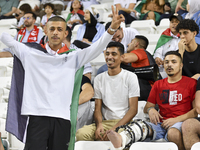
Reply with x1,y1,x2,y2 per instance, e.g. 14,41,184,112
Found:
0,12,43,57
76,41,140,141
0,6,125,150
106,51,197,150
15,12,43,43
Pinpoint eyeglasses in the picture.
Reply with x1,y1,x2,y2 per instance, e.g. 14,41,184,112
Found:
23,17,32,20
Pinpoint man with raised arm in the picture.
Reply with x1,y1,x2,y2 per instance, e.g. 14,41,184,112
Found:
0,6,125,150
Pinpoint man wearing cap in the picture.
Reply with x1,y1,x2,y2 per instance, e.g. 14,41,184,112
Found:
153,13,182,78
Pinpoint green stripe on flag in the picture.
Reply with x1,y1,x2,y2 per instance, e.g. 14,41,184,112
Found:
59,49,84,150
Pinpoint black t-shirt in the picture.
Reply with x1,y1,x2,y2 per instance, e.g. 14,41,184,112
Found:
179,45,200,77
196,79,200,91
80,75,91,93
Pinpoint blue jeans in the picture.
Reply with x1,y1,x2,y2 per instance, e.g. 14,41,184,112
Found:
146,122,183,141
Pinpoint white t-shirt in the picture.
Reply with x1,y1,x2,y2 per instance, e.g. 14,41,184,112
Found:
0,31,112,121
114,0,137,8
94,69,140,120
41,14,55,26
121,27,139,53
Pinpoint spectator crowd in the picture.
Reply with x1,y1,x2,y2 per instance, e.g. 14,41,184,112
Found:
0,0,200,150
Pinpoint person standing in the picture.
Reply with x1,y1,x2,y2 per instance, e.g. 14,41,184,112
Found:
2,6,125,150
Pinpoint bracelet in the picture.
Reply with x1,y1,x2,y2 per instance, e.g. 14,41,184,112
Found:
109,26,117,32
147,107,154,114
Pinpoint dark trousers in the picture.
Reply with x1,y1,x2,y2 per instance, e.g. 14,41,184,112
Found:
118,10,136,24
73,40,90,49
0,15,15,20
24,116,71,150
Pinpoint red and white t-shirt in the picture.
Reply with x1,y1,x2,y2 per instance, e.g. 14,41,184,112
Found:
130,48,150,68
147,76,197,120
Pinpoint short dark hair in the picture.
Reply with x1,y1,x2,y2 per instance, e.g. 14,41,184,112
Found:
135,35,149,49
24,11,36,20
44,3,54,10
48,16,66,22
47,16,66,30
106,41,124,55
105,21,121,31
164,51,182,62
66,25,72,42
70,0,83,12
19,3,32,13
176,19,199,34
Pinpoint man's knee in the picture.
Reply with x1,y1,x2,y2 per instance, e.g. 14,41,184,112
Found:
76,125,95,141
182,118,200,134
182,118,195,132
167,128,181,142
147,11,155,19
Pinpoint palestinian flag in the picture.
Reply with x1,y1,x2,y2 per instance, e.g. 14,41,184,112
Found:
6,43,83,150
153,28,179,55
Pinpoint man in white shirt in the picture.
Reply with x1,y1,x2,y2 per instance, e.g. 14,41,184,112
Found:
1,6,125,150
114,0,137,24
105,22,139,53
96,22,139,74
76,41,140,141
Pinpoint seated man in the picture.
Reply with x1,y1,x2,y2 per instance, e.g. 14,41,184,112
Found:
154,13,182,78
123,35,152,68
122,35,156,100
177,19,200,79
77,75,94,131
97,22,139,74
0,0,18,20
0,12,43,58
105,22,139,53
76,41,140,141
175,0,188,14
107,51,197,150
181,79,200,150
114,0,137,24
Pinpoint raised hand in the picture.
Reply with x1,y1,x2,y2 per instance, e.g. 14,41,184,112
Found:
108,6,125,34
178,39,186,58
